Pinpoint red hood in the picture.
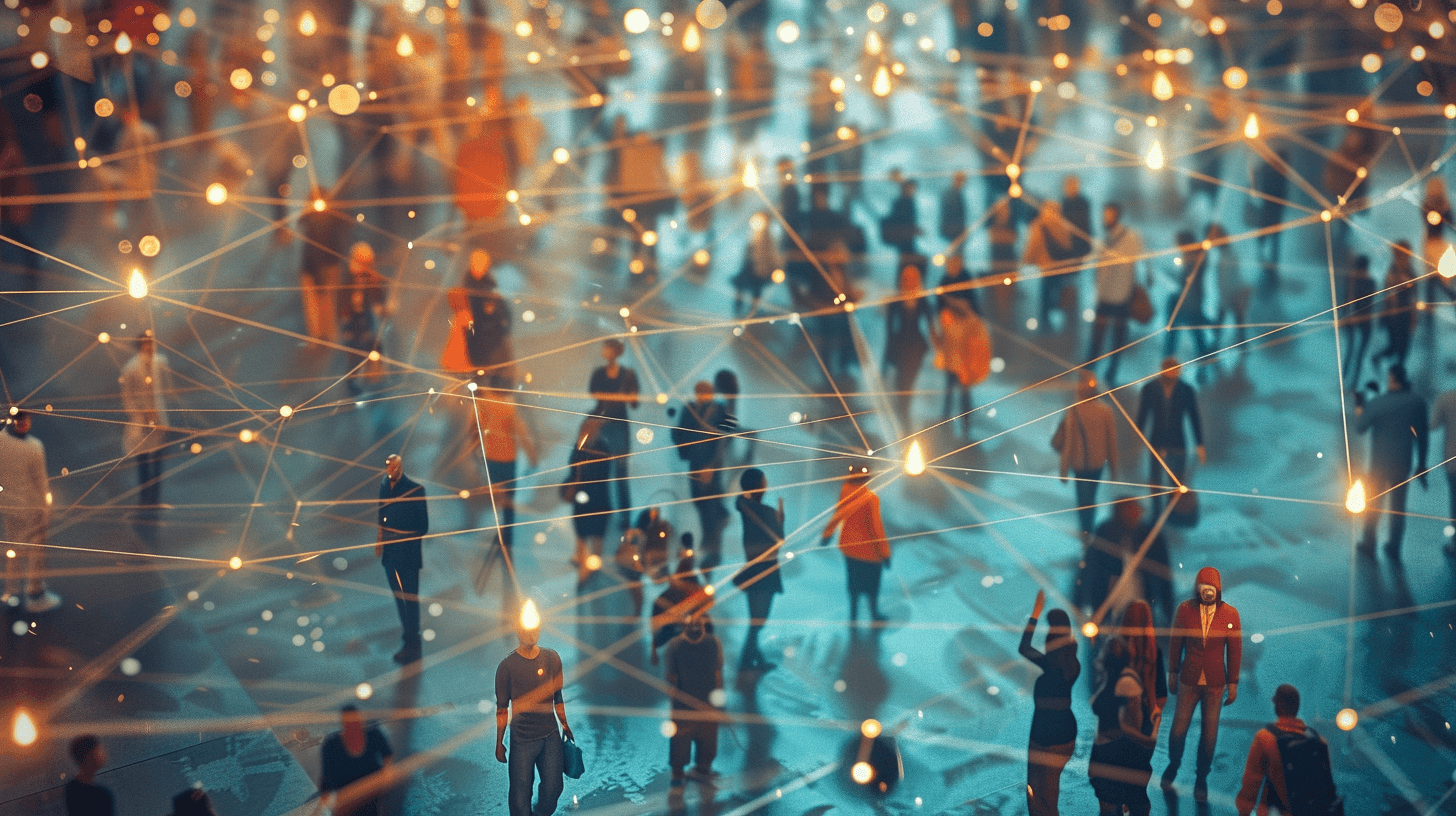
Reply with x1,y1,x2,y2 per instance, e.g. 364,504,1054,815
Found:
1195,566,1222,602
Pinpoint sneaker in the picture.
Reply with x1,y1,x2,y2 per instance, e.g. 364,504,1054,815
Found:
24,590,62,614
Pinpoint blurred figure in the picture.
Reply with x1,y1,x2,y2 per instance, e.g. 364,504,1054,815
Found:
1339,255,1375,386
1135,358,1207,512
1354,364,1428,558
120,331,172,509
296,189,344,342
1421,177,1453,311
821,466,891,624
938,171,969,260
733,468,784,671
935,266,991,439
1234,684,1342,816
879,176,922,260
731,211,782,315
0,411,58,612
1088,638,1157,816
670,382,737,576
651,548,715,665
565,417,614,584
1210,223,1250,350
1020,589,1080,816
65,735,112,816
1373,241,1417,370
987,199,1022,323
882,262,938,429
1053,374,1119,538
1060,175,1092,273
664,615,724,787
461,250,514,378
1023,200,1073,332
319,705,393,816
168,789,218,816
1074,498,1172,624
1089,203,1144,384
1250,151,1289,278
1433,385,1456,555
1162,232,1212,362
588,339,640,522
470,376,539,603
1115,600,1167,742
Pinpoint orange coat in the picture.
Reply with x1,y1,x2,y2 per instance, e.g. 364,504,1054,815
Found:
822,481,890,563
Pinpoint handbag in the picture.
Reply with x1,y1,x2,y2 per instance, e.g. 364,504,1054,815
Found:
563,735,585,779
1129,283,1154,324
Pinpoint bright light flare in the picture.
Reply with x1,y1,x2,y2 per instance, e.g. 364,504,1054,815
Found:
205,183,228,205
520,599,541,629
776,20,799,43
115,32,133,54
1243,113,1259,139
871,64,891,97
1082,621,1098,638
1345,479,1366,514
624,8,651,33
850,761,875,784
127,269,148,299
1336,708,1358,730
11,709,36,747
860,719,882,738
742,160,758,188
682,22,701,52
1439,245,1456,278
904,439,926,476
229,556,243,570
396,34,414,57
1145,140,1165,170
298,10,317,35
1151,70,1173,101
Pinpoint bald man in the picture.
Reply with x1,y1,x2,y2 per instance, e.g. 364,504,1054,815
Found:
377,454,429,664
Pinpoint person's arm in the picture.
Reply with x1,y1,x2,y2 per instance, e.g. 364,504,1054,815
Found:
1135,384,1152,435
1225,606,1242,705
1185,385,1207,464
1167,606,1186,691
821,494,845,545
495,662,510,762
416,483,429,536
1019,602,1046,667
553,654,573,741
869,494,891,564
1103,408,1120,480
1118,680,1157,747
627,369,641,410
1234,730,1274,816
1053,418,1070,480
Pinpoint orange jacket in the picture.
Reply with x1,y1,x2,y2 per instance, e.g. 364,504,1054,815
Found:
1235,717,1307,816
822,481,890,563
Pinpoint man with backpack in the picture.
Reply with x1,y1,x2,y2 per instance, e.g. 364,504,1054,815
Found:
1234,684,1343,816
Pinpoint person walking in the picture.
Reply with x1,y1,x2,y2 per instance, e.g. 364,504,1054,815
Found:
882,262,939,429
318,705,394,816
1023,199,1074,332
376,453,429,664
1234,684,1343,816
461,249,514,379
1060,175,1093,275
296,188,345,342
1433,384,1456,556
1372,242,1417,370
496,605,575,816
733,468,784,671
731,211,783,316
0,411,59,612
1210,223,1250,350
820,466,891,624
664,615,724,787
670,382,737,576
939,171,969,259
1162,566,1242,802
587,339,640,523
119,331,172,510
565,416,614,585
1088,203,1144,384
1135,358,1207,512
470,376,538,601
1019,589,1080,816
880,175,922,261
1074,498,1173,625
65,736,113,816
1162,232,1213,363
1340,255,1376,387
1354,364,1428,558
1053,373,1119,538
1088,637,1157,816
935,276,991,440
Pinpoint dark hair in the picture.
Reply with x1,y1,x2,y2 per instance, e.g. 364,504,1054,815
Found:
1100,636,1132,680
340,704,360,715
740,468,766,493
171,788,217,816
602,338,625,356
1353,254,1370,272
69,735,101,766
1045,608,1072,634
713,368,739,396
1273,683,1300,717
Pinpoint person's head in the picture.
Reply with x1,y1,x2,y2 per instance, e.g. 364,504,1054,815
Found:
900,178,917,196
846,463,871,485
384,453,403,482
1206,222,1226,242
898,263,923,294
811,184,830,210
469,249,494,283
1099,636,1132,680
9,409,31,437
340,704,363,731
601,338,624,362
776,156,794,177
1075,372,1098,400
683,614,706,642
1119,599,1154,638
1273,683,1300,718
740,467,767,497
1426,176,1447,202
171,788,217,816
693,380,714,404
138,330,156,357
1175,230,1197,254
1039,200,1062,221
944,253,964,277
1388,364,1409,392
70,735,104,771
1159,357,1181,384
1102,202,1122,230
1045,608,1073,647
713,368,739,397
1194,566,1222,605
1113,496,1143,527
1062,174,1081,198
1352,254,1370,276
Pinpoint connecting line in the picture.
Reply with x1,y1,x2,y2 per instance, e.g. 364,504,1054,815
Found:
1161,238,1208,334
1368,453,1456,502
1104,388,1180,491
0,294,126,331
1323,223,1356,486
1089,496,1178,630
793,317,872,454
468,389,518,598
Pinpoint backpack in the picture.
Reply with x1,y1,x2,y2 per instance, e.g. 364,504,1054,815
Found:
1267,725,1343,816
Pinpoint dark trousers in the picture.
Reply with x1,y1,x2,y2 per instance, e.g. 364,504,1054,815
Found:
1148,448,1188,512
1164,682,1223,780
845,558,884,619
136,449,162,507
486,458,518,553
1361,467,1411,550
689,470,727,573
1073,466,1104,535
669,719,719,772
509,729,563,816
1089,301,1130,382
599,423,633,522
743,588,775,663
383,562,420,647
1447,468,1456,534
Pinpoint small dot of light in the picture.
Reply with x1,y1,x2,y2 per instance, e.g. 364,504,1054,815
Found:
1146,115,1159,127
1431,21,1446,38
871,65,891,96
368,350,382,361
1209,16,1226,34
422,629,435,641
1028,79,1042,92
120,657,141,675
693,249,710,266
1223,67,1247,89
918,36,934,52
1152,70,1174,100
1418,81,1434,97
851,762,875,784
1082,621,1099,637
1412,45,1427,61
1346,479,1367,513
278,405,294,418
516,20,532,37
521,309,536,322
328,84,360,115
94,98,115,117
322,74,336,87
506,189,520,203
656,393,669,404
1116,63,1129,76
189,442,202,453
229,556,243,570
518,214,532,226
642,230,658,246
1052,52,1069,69
1174,48,1193,64
1373,2,1402,32
312,640,325,652
660,721,677,738
1145,140,1165,170
261,609,273,621
205,183,228,205
1148,12,1161,26
115,31,133,54
1008,184,1023,198
98,332,111,344
1437,245,1456,278
696,0,727,28
127,269,148,299
988,685,1000,695
230,68,253,90
288,103,306,122
30,51,49,69
947,48,961,62
1336,708,1358,730
860,719,882,738
1244,113,1260,138
239,429,254,443
1321,210,1333,222
292,634,306,646
356,683,373,699
1266,0,1282,14
624,8,650,33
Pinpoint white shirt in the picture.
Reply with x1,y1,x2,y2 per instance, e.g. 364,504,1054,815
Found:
1095,224,1144,305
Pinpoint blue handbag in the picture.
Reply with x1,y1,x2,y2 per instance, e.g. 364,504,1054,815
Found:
563,735,585,779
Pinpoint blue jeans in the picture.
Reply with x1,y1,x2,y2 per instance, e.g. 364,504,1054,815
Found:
509,729,563,816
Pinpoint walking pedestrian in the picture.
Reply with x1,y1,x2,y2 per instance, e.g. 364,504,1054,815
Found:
935,275,991,439
318,705,394,816
1354,364,1428,558
1372,242,1417,370
1340,255,1376,386
651,548,715,665
1052,373,1119,538
65,736,113,816
1433,384,1456,555
1115,600,1167,738
664,616,724,787
1074,498,1173,624
939,171,969,258
565,416,614,584
1250,151,1289,279
1088,202,1145,384
587,339,640,522
731,211,783,316
880,175,922,260
0,411,59,612
1210,223,1250,350
882,262,938,429
1162,567,1242,802
1060,175,1092,273
1088,637,1157,816
296,190,344,342
376,453,428,664
1163,232,1212,363
1420,177,1454,313
1234,684,1343,816
1024,200,1074,332
470,376,538,601
1019,589,1080,816
119,331,172,510
670,382,737,576
461,250,514,378
1135,358,1207,511
733,468,783,671
820,466,891,624
496,607,575,816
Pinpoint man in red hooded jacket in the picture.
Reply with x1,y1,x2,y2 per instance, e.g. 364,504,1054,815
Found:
1161,566,1241,802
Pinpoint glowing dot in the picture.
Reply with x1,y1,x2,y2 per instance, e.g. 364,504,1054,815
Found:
988,685,1000,695
624,8,651,33
1152,70,1174,101
120,657,142,676
368,350,381,362
205,183,228,205
1266,0,1282,14
1321,210,1333,222
521,310,536,322
127,269,148,299
642,230,658,247
239,429,255,443
422,629,435,642
1374,2,1403,31
12,709,37,747
860,719,882,738
228,556,243,570
94,98,115,117
1222,67,1247,90
1336,708,1358,730
1052,52,1069,69
1028,79,1042,93
1145,140,1165,170
904,439,926,476
1026,318,1039,331
1412,45,1427,61
115,31,133,54
1082,621,1099,638
1346,479,1367,514
189,442,202,454
871,65,891,97
1209,16,1226,34
1251,633,1265,643
520,599,541,629
851,762,875,784
693,249,710,266
1243,113,1259,139
328,84,361,115
98,332,111,344
1438,245,1456,278
30,51,48,70
833,679,847,692
1346,108,1360,123
660,720,677,738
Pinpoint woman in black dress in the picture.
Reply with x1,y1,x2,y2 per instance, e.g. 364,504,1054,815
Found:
319,705,393,816
1019,589,1080,816
566,416,614,585
734,468,784,672
1088,637,1157,816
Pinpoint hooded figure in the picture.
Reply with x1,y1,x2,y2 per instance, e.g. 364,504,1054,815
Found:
1162,566,1242,802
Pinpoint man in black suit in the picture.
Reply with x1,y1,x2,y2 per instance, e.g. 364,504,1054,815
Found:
377,453,429,664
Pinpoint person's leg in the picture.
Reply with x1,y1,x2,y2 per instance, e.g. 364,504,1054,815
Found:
1361,473,1385,550
1074,467,1103,535
866,561,886,621
1386,476,1410,551
744,589,773,665
508,734,543,816
669,720,690,782
17,514,47,598
1088,312,1108,362
486,458,517,553
1194,684,1223,781
694,722,719,772
1107,314,1129,383
385,564,421,649
533,729,564,816
1027,740,1052,816
1162,683,1200,782
1043,741,1073,815
844,560,859,622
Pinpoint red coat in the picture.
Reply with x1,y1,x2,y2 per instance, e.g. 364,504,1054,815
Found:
822,482,890,563
1167,567,1242,688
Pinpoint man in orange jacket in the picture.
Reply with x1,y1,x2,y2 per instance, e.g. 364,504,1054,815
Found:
1235,684,1338,816
1162,566,1242,802
821,466,891,624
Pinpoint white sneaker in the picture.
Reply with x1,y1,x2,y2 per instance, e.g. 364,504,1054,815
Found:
24,590,61,614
